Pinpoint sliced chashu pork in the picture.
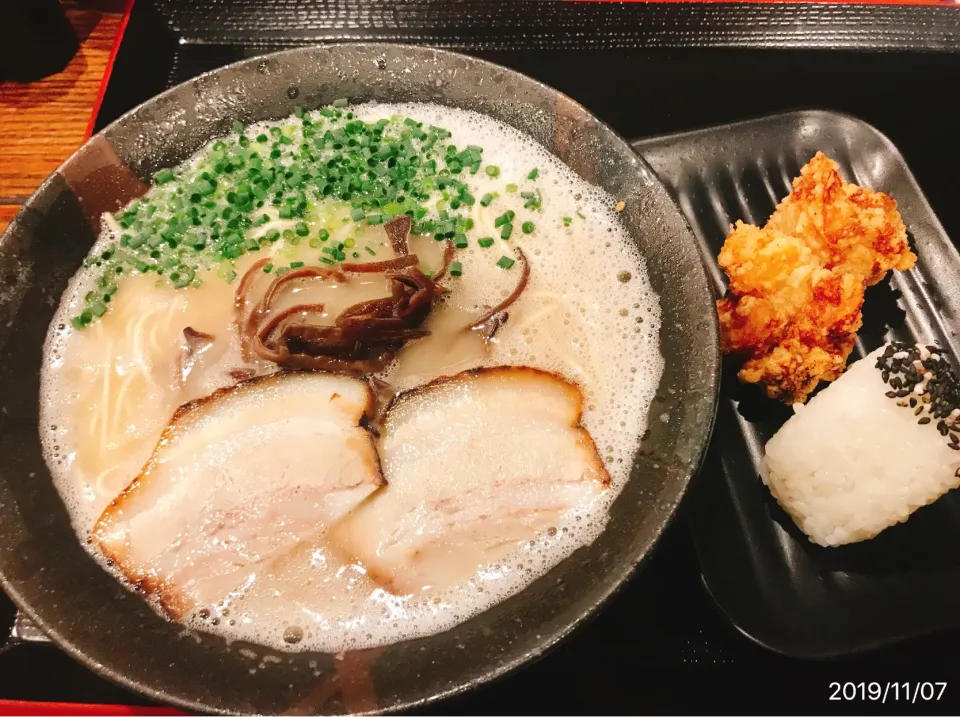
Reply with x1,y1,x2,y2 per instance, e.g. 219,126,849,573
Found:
93,372,382,618
331,367,610,595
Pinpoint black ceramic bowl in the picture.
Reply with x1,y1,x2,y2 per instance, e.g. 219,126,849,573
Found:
0,44,718,714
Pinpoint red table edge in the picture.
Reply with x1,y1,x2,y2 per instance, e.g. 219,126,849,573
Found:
83,0,136,141
0,701,184,716
575,0,955,3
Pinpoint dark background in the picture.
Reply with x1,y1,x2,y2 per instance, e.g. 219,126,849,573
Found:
6,1,960,713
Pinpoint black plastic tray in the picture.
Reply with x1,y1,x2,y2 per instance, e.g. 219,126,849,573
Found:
633,110,960,659
152,0,960,51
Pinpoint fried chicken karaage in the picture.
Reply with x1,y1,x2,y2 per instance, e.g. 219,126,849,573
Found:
718,152,916,404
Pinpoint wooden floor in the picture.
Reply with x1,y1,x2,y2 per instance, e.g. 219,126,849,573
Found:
0,5,124,233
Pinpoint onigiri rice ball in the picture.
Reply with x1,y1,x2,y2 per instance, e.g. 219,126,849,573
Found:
763,342,960,546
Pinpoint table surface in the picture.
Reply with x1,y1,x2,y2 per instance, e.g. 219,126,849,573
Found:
0,3,124,233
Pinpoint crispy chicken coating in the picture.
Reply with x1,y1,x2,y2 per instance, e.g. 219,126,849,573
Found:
717,152,915,404
767,152,915,286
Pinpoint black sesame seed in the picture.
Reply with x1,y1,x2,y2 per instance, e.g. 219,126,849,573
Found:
939,421,949,435
951,434,959,446
877,344,960,416
919,417,932,425
950,443,959,451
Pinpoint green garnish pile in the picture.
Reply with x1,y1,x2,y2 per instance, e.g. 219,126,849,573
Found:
72,102,561,329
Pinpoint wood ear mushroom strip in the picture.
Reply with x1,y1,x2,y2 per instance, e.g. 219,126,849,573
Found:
234,217,443,374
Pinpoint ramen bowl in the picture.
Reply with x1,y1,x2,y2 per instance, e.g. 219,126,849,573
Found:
0,43,718,714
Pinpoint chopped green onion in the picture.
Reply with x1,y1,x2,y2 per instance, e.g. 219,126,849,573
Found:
563,216,572,226
449,261,463,277
320,257,335,265
74,105,502,327
522,189,542,211
332,98,349,108
169,267,195,289
290,261,305,268
506,183,517,193
478,237,494,248
527,168,539,180
521,221,534,234
496,256,515,270
576,210,585,219
500,224,513,240
263,263,274,273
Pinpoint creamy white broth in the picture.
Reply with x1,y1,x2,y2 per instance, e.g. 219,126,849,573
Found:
40,103,662,652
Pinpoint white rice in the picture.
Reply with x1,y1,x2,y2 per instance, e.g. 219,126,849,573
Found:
762,345,960,547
